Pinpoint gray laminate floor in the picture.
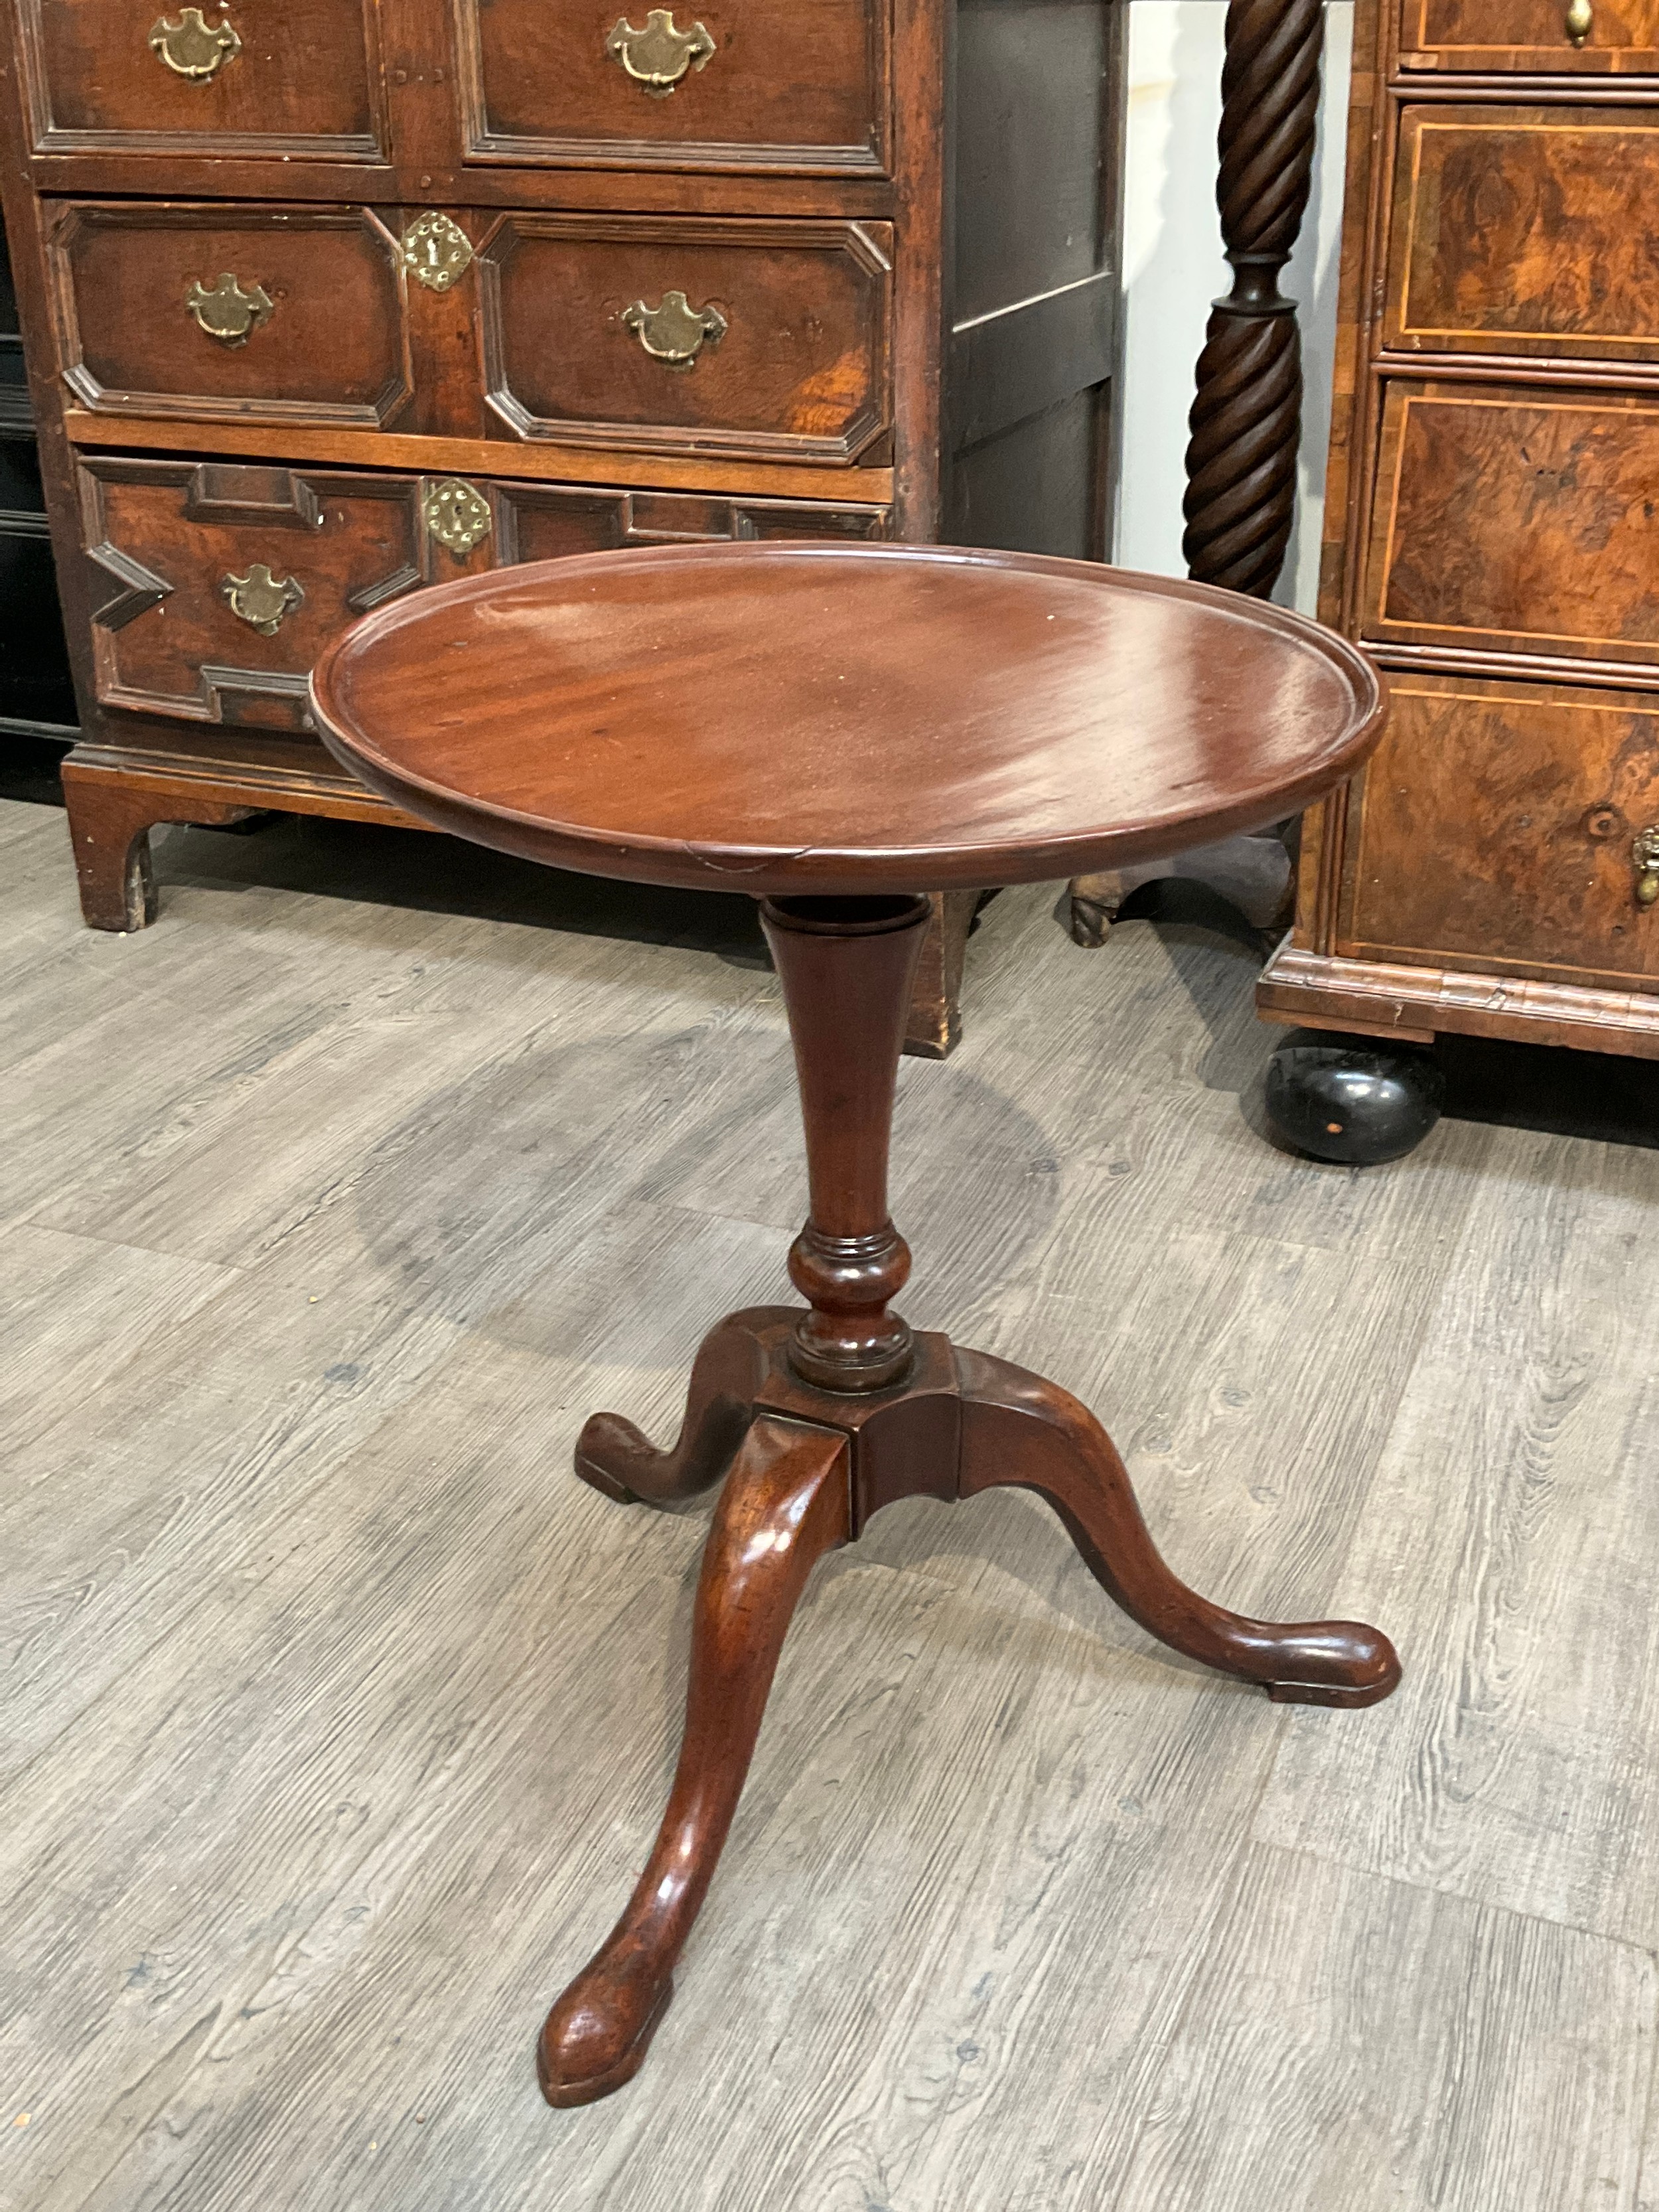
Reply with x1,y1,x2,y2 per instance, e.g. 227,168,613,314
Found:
4,796,1658,2212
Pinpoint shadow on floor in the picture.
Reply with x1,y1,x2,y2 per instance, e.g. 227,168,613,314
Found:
0,733,72,808
11,747,1659,1153
1129,877,1659,1155
159,810,774,967
0,746,769,969
1432,1032,1659,1151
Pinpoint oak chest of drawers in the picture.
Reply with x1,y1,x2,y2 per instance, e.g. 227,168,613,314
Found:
1,0,1121,1051
1260,0,1659,1058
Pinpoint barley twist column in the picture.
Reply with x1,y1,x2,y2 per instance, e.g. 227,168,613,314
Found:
1066,0,1324,947
1181,0,1324,597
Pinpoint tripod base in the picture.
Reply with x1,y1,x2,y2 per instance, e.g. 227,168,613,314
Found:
538,1307,1400,2107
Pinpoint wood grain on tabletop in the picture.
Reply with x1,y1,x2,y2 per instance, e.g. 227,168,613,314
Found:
310,541,1386,896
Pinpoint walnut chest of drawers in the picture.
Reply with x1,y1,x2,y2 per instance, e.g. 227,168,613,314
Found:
1259,0,1659,1059
0,0,1121,1052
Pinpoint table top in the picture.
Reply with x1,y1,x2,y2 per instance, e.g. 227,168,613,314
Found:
309,542,1386,896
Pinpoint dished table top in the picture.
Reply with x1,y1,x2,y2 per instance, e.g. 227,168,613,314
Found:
309,541,1386,896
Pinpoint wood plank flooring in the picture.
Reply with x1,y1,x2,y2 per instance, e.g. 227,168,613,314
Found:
4,799,1658,2211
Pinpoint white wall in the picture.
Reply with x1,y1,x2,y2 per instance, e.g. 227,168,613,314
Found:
1114,0,1353,615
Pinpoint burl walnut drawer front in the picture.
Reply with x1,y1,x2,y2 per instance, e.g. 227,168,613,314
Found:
1386,110,1659,360
17,0,385,155
459,0,888,173
1340,672,1659,987
78,457,889,730
1363,381,1659,668
1400,0,1659,71
48,205,411,430
479,215,893,465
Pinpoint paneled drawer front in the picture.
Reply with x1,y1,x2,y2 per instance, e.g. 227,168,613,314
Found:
480,216,893,465
460,0,887,173
1386,109,1659,359
1363,381,1659,668
49,205,411,430
78,456,889,729
18,0,384,155
80,458,427,729
1400,0,1659,70
1340,672,1659,988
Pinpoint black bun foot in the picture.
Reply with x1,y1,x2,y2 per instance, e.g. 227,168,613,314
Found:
1265,1029,1445,1165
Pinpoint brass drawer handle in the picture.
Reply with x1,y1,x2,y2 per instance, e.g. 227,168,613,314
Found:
399,211,474,294
606,9,715,96
423,479,492,557
222,563,304,635
149,7,241,78
1566,0,1593,43
1635,827,1659,907
623,289,727,368
186,271,271,346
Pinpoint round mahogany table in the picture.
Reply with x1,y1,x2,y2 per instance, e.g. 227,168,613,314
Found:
311,540,1400,2110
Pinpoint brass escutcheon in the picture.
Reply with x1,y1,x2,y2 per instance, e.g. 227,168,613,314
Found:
1634,826,1659,907
1566,0,1593,42
622,289,727,368
423,479,492,557
149,6,241,78
605,9,715,96
222,563,304,635
399,211,474,293
185,271,272,346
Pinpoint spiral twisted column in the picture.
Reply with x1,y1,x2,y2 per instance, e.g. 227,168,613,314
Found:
1068,0,1323,945
1182,0,1324,598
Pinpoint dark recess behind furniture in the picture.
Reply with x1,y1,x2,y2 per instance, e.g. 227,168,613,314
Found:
0,216,76,747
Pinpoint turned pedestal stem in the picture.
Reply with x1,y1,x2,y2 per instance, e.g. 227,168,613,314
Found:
759,895,930,1394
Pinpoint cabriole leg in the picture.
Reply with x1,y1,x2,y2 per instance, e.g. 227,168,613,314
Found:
955,1347,1400,1706
574,1307,778,1509
539,1416,851,2106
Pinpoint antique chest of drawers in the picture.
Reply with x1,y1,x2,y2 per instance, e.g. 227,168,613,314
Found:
0,0,1121,1051
1260,0,1659,1057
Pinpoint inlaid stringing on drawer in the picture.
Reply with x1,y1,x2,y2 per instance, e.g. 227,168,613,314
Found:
1399,0,1659,70
1340,672,1659,987
1363,381,1659,670
1386,108,1659,359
